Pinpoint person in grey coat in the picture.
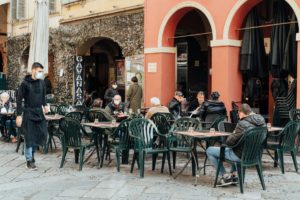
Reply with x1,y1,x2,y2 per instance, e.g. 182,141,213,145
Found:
206,103,266,187
126,76,143,113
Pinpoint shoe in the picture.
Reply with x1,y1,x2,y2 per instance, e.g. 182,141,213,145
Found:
11,137,18,143
231,175,238,185
26,161,37,170
216,176,233,187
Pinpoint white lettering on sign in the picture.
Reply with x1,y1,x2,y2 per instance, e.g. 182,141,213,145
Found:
148,63,157,73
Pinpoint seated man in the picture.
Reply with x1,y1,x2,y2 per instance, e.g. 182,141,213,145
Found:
168,91,185,119
145,97,169,119
198,91,227,122
206,103,266,187
105,95,126,115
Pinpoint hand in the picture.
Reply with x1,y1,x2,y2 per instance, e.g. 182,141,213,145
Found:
43,106,49,114
16,116,23,127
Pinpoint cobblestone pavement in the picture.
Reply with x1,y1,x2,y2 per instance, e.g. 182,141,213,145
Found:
0,140,300,200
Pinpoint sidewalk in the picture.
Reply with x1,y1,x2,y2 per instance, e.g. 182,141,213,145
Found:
0,140,299,200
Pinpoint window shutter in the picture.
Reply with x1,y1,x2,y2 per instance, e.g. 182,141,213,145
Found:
49,0,56,13
11,0,17,20
16,0,26,19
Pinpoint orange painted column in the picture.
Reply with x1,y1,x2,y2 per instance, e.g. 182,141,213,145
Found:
297,41,300,108
144,52,176,107
211,45,242,115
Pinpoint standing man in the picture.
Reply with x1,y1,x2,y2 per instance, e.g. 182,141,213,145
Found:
16,62,48,170
126,76,143,113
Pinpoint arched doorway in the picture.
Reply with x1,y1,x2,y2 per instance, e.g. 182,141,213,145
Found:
173,9,212,99
19,46,55,92
77,38,124,105
234,0,299,122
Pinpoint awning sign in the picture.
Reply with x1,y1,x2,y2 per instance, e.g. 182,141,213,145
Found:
74,56,84,106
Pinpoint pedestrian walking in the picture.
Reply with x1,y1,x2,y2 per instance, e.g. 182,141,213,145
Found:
126,76,143,113
16,62,48,170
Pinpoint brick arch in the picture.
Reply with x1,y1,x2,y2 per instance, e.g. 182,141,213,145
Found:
158,1,216,47
223,0,300,40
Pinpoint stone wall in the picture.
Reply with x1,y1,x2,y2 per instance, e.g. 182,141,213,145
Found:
7,10,144,103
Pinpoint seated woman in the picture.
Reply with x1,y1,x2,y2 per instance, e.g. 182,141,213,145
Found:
198,91,227,122
0,92,17,143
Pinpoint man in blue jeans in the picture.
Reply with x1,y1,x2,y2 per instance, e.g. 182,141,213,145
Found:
207,103,266,187
16,63,48,170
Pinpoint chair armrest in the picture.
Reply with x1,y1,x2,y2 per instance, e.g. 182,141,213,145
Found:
219,144,227,161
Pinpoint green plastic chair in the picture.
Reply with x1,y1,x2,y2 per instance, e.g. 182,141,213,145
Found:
59,117,100,171
57,104,70,116
49,104,58,115
111,119,133,172
213,127,267,193
168,117,200,174
87,109,114,122
129,118,172,178
266,121,300,174
150,113,174,146
289,109,300,121
65,111,83,122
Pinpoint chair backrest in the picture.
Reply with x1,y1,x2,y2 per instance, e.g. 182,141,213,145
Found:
240,127,267,165
209,115,227,130
50,105,58,114
113,119,132,149
57,104,70,116
65,111,83,122
280,121,300,151
150,113,174,135
289,109,300,121
171,117,200,132
88,109,114,122
129,118,158,149
59,117,82,147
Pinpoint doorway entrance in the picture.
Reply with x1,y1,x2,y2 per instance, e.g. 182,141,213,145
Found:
174,9,212,100
81,38,124,105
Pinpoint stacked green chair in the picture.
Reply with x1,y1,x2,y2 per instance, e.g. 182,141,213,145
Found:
266,121,300,174
289,108,300,121
168,117,200,176
49,105,58,115
214,127,268,193
129,118,172,178
59,117,100,171
87,109,114,122
150,113,175,146
111,119,132,172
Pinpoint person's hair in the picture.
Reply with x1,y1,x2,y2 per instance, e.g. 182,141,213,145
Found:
111,81,117,85
210,91,220,101
197,91,205,97
175,91,183,97
150,97,160,106
32,62,44,70
131,76,138,83
239,103,252,115
0,92,9,99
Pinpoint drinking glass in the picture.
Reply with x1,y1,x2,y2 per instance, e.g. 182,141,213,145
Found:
210,128,215,133
267,123,271,129
94,119,99,124
112,119,116,126
188,127,195,133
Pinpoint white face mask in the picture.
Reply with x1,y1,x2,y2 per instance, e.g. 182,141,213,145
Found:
114,100,121,105
112,85,117,89
35,72,44,80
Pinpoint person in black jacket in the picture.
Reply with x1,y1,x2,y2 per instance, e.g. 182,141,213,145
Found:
206,104,266,187
16,62,48,170
104,81,119,105
198,91,227,122
168,91,185,118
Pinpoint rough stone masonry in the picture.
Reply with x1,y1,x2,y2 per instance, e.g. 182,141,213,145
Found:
7,10,144,103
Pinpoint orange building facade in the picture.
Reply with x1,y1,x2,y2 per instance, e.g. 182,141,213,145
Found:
144,0,300,117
